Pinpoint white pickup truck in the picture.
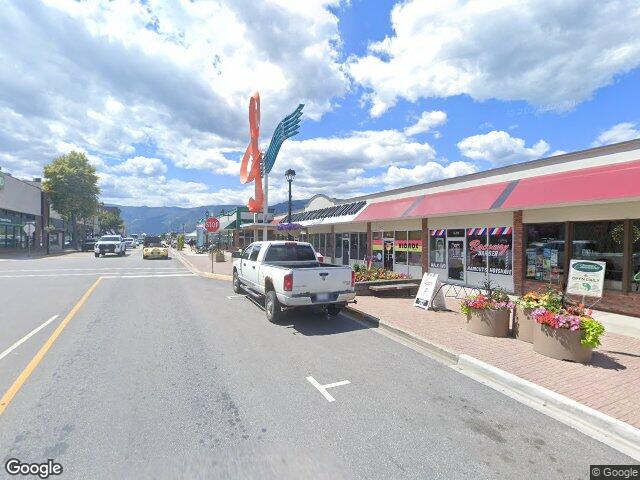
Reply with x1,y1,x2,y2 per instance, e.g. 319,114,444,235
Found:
232,241,356,322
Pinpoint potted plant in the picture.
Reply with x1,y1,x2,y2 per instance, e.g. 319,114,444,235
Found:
461,281,514,337
513,288,559,343
531,301,605,363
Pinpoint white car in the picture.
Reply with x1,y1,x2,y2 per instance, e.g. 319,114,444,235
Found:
94,235,127,257
124,237,137,249
232,241,355,323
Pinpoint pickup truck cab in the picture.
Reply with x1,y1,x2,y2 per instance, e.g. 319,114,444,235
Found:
232,241,356,322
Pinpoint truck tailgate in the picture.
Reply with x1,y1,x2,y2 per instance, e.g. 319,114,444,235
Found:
291,267,352,297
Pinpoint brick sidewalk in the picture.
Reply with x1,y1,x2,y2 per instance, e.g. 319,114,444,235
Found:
349,296,640,429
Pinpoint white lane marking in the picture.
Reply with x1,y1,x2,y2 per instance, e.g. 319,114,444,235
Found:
306,376,350,402
227,295,245,299
102,273,196,279
0,315,60,362
0,267,185,273
0,271,189,278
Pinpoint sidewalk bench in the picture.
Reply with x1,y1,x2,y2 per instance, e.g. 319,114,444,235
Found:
369,283,418,297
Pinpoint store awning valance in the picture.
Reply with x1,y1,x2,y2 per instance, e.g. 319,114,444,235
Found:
354,195,422,222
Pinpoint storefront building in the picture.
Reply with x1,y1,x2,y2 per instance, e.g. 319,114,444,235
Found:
274,139,640,317
0,170,43,250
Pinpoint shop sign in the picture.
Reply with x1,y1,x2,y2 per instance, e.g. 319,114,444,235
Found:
466,227,487,273
395,239,422,252
566,260,606,297
414,273,445,310
488,226,513,276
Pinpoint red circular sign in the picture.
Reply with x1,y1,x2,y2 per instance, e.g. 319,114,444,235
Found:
204,217,220,233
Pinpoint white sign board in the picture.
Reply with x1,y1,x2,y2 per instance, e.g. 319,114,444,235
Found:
566,259,606,298
23,223,35,236
414,273,445,310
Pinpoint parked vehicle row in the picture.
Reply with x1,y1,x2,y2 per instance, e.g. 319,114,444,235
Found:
232,241,356,322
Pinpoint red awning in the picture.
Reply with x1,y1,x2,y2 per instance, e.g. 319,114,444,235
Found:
354,195,422,222
499,159,640,209
406,182,510,217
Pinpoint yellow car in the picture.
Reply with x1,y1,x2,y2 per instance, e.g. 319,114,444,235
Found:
142,236,169,259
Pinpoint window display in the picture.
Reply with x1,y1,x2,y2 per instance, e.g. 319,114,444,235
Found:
633,220,640,293
525,223,565,282
488,227,513,275
429,229,446,269
407,230,422,266
394,231,407,266
573,221,624,290
466,228,487,273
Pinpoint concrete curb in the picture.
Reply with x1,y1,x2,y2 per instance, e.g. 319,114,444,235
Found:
172,248,233,282
345,305,640,461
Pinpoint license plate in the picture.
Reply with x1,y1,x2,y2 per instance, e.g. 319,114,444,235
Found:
316,293,330,301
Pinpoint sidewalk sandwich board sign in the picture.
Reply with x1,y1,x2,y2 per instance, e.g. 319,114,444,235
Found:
566,259,606,298
414,273,445,310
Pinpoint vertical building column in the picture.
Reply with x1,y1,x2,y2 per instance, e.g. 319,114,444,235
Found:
421,218,428,275
233,229,239,249
513,210,524,295
329,225,335,260
366,222,372,258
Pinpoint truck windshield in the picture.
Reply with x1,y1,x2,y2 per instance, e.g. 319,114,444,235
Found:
100,236,120,242
264,244,316,262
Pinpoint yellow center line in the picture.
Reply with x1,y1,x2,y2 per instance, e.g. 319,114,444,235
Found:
0,276,103,416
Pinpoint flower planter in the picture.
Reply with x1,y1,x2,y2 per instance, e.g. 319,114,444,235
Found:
465,309,510,337
513,306,535,343
211,252,226,263
533,323,593,363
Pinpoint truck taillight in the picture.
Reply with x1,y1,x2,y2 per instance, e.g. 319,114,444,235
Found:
351,270,355,287
284,273,293,292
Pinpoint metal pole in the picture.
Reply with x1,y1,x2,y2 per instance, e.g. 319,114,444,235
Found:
263,171,268,241
288,179,292,240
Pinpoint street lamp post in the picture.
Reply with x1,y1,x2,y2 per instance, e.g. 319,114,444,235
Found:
285,169,296,239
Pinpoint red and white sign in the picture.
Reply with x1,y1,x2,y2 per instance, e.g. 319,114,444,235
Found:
204,217,220,233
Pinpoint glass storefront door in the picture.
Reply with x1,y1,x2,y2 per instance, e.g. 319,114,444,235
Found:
383,238,394,270
447,238,465,282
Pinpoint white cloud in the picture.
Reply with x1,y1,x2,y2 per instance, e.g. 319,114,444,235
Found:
592,122,640,146
457,130,550,166
349,0,640,116
0,0,348,197
119,156,167,177
404,111,447,136
382,161,477,188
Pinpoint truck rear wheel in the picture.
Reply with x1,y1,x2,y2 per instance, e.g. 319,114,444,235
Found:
327,304,341,316
265,290,281,324
94,253,99,258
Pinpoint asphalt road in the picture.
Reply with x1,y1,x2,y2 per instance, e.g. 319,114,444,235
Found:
0,250,632,479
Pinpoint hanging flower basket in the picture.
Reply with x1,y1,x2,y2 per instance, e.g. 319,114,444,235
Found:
276,223,302,232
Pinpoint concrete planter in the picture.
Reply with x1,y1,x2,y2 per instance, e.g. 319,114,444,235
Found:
465,309,510,337
514,306,535,343
533,323,593,363
211,253,226,263
354,278,421,296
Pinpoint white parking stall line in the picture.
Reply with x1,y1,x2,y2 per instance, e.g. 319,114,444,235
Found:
306,376,351,402
0,315,60,362
227,295,246,299
0,270,190,278
102,273,196,279
0,267,186,273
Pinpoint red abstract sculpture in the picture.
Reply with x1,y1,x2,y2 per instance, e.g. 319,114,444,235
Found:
239,92,264,213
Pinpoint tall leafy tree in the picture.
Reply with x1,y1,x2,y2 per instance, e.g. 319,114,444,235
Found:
43,151,100,250
98,208,124,234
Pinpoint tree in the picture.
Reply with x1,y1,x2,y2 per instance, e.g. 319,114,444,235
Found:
43,151,100,250
98,209,124,234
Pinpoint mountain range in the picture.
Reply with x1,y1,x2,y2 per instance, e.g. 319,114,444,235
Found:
114,199,308,234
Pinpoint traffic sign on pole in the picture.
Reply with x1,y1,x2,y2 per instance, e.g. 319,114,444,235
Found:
204,217,220,233
23,223,35,236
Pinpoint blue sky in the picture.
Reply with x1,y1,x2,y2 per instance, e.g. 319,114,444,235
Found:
1,0,639,207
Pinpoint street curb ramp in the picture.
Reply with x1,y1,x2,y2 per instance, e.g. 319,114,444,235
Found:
172,248,233,281
345,306,640,462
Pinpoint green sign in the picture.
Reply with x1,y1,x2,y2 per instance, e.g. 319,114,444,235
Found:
572,261,604,273
566,259,606,298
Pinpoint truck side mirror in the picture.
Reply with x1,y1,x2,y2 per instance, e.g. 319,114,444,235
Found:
231,251,242,259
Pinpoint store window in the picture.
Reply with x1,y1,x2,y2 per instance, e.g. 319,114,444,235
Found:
524,223,565,282
350,233,359,261
429,229,446,269
466,228,487,273
372,232,383,267
394,231,407,266
407,230,422,266
334,233,342,260
488,227,513,275
631,220,640,293
573,221,624,290
359,233,368,261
